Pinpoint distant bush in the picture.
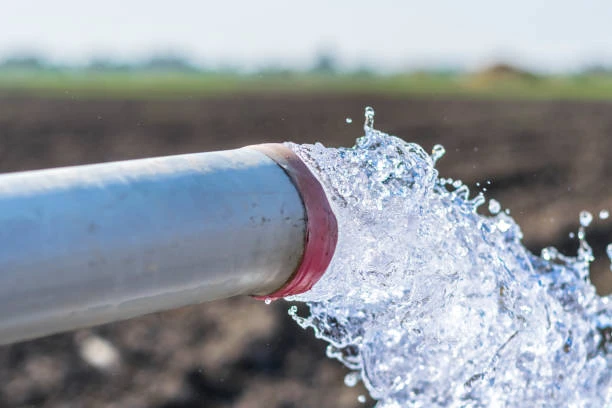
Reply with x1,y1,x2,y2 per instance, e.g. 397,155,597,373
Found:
580,64,612,76
474,63,539,81
311,52,337,75
139,54,200,73
86,58,133,72
0,55,48,71
256,66,296,78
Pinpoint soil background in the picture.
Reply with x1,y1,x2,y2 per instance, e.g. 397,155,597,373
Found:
0,94,611,407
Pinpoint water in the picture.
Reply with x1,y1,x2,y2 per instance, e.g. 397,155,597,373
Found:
285,108,611,407
580,211,593,227
488,199,501,215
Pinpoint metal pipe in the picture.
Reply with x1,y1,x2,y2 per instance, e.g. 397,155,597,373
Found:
0,145,337,345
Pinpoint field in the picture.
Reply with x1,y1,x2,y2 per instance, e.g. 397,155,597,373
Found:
0,91,611,407
2,70,612,100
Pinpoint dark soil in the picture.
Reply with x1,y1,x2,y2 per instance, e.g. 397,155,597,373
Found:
0,94,611,407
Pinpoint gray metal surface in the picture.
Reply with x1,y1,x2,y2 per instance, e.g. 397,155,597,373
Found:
0,148,306,344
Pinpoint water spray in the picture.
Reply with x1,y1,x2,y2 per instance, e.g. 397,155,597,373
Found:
286,108,611,407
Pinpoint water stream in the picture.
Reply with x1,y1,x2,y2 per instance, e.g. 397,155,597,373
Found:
285,108,611,407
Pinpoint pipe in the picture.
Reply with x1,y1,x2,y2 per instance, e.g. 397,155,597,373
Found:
0,144,337,345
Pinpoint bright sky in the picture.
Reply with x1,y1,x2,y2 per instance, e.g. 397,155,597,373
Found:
1,0,611,72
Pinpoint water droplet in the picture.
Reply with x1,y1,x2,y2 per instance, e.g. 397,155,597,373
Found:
476,182,481,187
579,211,593,227
431,144,446,164
358,395,366,403
346,117,353,124
364,106,375,130
488,199,501,215
452,180,462,188
569,232,575,239
264,297,272,305
344,371,360,387
599,209,609,220
607,244,612,270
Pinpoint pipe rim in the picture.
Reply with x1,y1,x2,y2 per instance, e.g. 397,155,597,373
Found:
248,143,338,300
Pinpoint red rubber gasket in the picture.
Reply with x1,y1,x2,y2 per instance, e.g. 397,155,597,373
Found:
250,144,338,300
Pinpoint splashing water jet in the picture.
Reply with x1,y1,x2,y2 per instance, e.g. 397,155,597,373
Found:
285,107,611,407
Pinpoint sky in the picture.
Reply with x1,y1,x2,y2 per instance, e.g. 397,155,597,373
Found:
1,0,612,73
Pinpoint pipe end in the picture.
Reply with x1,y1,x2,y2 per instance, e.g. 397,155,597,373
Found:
249,144,337,301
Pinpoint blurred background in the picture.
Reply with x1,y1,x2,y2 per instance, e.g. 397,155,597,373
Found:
0,1,612,407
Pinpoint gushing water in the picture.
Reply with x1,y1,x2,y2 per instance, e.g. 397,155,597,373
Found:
285,108,611,407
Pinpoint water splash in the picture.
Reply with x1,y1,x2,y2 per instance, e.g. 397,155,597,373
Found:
364,106,375,130
431,144,446,165
488,198,501,215
285,108,611,407
580,210,594,227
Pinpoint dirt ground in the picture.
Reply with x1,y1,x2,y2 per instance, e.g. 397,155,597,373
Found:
0,94,611,407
